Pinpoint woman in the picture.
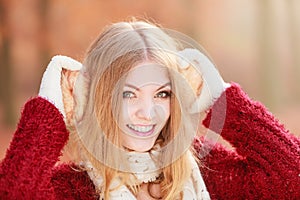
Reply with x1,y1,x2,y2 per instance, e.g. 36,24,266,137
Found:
0,20,299,199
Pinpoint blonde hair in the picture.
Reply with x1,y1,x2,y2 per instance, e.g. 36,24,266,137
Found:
67,19,198,199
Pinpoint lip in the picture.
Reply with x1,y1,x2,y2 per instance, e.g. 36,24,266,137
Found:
126,124,156,137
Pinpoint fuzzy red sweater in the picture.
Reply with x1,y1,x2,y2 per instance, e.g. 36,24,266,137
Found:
0,83,299,199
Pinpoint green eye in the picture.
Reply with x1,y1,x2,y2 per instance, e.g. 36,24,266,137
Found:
155,91,171,98
123,91,135,98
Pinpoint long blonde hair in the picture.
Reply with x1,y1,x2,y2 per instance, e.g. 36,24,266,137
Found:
67,19,198,199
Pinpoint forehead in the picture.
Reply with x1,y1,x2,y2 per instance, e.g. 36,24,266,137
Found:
125,62,170,87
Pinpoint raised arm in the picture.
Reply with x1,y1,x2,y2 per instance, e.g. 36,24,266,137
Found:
0,55,82,199
202,83,300,199
0,97,68,199
178,48,300,199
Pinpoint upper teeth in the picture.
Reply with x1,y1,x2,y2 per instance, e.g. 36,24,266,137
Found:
127,124,154,133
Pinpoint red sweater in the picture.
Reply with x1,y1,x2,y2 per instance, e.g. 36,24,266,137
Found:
0,83,299,199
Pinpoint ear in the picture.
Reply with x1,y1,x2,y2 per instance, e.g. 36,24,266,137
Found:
61,69,80,126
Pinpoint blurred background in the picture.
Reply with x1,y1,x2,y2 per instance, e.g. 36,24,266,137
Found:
0,0,299,159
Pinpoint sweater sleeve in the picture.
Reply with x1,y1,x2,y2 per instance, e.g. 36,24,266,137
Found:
0,97,69,199
51,164,98,199
199,83,300,199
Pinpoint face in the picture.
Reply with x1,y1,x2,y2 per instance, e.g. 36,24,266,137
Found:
119,62,171,152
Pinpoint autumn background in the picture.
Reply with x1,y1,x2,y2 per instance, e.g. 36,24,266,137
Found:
0,0,299,159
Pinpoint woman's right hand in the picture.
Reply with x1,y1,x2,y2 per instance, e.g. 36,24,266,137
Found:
38,55,82,120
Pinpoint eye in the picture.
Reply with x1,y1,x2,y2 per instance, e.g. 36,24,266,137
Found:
155,91,171,98
123,91,136,99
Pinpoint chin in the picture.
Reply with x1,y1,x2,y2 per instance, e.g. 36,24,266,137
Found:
134,146,153,152
125,141,156,152
121,132,159,152
128,145,153,152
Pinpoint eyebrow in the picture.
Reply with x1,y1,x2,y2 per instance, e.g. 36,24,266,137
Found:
124,82,171,91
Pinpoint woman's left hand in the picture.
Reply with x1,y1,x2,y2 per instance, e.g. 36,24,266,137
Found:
178,48,230,113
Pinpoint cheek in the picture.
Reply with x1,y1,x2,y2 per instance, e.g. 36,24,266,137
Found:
122,101,135,121
122,102,128,119
157,101,170,121
165,103,170,119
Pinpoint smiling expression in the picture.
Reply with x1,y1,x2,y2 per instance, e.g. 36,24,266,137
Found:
119,62,171,152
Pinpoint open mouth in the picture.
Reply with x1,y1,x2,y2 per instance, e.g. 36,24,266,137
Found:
126,124,156,137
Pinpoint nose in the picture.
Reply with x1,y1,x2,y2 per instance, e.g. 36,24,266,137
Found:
136,97,155,121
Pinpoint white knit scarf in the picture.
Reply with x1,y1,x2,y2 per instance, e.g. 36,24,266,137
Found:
84,149,210,200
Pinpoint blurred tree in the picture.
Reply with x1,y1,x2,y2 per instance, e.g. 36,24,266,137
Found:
258,0,281,109
0,0,50,127
0,0,14,126
287,0,300,102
